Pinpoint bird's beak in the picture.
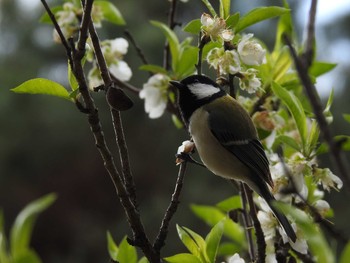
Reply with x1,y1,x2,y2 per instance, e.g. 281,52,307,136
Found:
169,80,182,89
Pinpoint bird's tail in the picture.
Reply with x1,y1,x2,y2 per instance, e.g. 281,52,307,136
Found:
260,187,297,243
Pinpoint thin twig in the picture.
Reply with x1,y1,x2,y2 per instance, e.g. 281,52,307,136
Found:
154,162,188,252
163,0,178,70
238,182,255,262
196,35,210,75
88,21,139,206
283,34,350,189
110,74,140,95
40,0,73,68
304,0,317,66
124,29,150,66
250,89,271,116
244,184,266,263
76,0,93,59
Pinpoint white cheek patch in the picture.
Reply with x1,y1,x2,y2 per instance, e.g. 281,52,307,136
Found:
188,83,220,99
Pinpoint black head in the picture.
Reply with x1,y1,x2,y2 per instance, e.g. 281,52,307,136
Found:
170,75,226,125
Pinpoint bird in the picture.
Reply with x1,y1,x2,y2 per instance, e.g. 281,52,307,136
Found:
170,74,297,242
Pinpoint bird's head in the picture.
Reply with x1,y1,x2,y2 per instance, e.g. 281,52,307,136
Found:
170,75,225,124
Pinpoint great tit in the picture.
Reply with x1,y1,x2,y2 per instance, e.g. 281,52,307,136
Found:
170,74,297,242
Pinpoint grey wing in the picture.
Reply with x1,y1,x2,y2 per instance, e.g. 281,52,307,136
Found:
207,107,273,188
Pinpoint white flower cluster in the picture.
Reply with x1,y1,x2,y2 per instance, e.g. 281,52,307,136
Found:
53,2,105,43
87,38,132,90
53,3,79,43
201,13,234,42
139,74,170,118
253,151,342,260
202,13,266,94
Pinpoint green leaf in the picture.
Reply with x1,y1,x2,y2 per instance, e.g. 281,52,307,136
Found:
235,6,290,33
272,82,308,151
175,45,198,79
309,62,337,77
340,242,350,263
172,114,184,129
202,41,221,60
276,203,335,263
106,232,118,261
273,47,292,83
218,242,240,256
11,78,72,101
39,6,62,24
10,194,57,259
68,63,79,92
139,64,168,75
274,1,293,52
344,114,350,124
219,0,230,19
191,205,244,243
305,120,320,157
205,220,224,263
0,211,10,263
183,19,201,34
116,237,137,263
13,250,41,263
151,21,180,69
225,13,240,28
216,196,242,212
323,88,334,124
176,225,208,262
138,257,149,263
274,135,301,152
164,253,202,263
201,0,217,17
94,1,126,25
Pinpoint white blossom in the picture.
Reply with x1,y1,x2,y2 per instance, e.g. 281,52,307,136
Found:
201,13,233,42
91,4,104,27
222,253,245,263
314,200,331,216
87,38,132,85
109,38,129,56
237,34,266,66
279,224,308,254
207,48,241,75
257,197,279,241
87,67,103,90
109,60,132,81
139,74,170,119
314,168,343,191
53,3,79,42
238,68,261,93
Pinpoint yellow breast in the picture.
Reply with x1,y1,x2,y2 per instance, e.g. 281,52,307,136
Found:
189,108,251,181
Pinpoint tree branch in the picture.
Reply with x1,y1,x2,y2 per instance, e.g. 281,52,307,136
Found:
88,21,138,207
283,34,350,189
154,162,188,252
238,182,255,262
244,184,266,263
87,19,164,262
163,0,178,70
303,0,317,66
124,29,150,66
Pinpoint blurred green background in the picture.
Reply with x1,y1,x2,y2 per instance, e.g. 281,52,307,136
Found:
1,0,350,262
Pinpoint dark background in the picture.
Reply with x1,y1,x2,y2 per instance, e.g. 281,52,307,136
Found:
1,0,350,262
